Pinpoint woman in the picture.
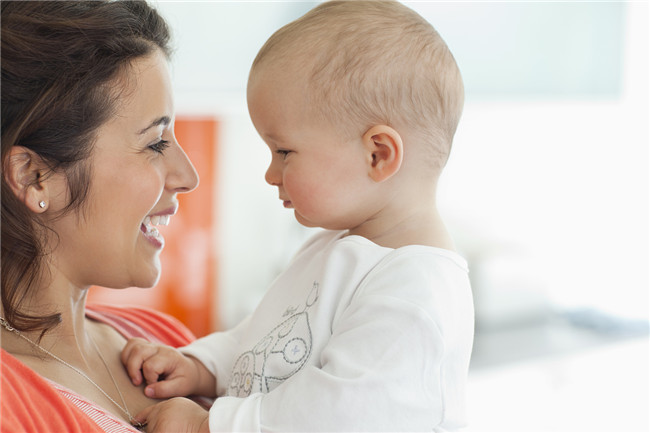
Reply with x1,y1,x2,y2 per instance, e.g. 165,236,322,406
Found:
1,1,200,431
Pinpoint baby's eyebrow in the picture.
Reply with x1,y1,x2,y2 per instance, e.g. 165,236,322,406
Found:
263,131,285,144
137,116,171,135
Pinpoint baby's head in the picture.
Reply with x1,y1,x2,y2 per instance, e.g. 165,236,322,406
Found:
248,0,464,174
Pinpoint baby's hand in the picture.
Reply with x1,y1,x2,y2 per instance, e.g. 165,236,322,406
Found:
121,338,203,399
134,397,209,433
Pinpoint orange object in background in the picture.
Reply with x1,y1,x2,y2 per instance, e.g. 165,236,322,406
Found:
88,118,219,337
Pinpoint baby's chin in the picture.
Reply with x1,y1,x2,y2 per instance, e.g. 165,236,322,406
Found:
293,211,320,229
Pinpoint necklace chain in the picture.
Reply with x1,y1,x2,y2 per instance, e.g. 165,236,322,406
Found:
0,316,144,430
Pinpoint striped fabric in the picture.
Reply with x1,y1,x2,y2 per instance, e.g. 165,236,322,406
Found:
51,382,141,433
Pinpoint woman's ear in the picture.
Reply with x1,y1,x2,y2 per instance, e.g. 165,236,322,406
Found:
362,125,404,182
4,146,50,212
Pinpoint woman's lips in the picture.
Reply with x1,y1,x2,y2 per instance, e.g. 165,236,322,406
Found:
141,222,164,249
150,206,177,218
140,210,174,249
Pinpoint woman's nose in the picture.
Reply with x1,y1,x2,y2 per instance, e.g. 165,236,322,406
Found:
167,140,199,193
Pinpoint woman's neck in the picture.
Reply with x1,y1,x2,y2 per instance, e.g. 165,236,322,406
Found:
1,273,93,360
1,274,157,426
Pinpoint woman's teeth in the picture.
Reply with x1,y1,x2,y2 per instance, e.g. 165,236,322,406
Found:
141,215,171,237
143,215,171,227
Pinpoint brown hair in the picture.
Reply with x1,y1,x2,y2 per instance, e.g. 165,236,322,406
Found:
250,0,464,172
1,1,171,334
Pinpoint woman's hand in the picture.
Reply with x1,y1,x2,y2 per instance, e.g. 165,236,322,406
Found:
121,338,215,398
135,397,209,433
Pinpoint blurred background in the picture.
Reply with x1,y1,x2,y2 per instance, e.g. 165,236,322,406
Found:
90,1,649,431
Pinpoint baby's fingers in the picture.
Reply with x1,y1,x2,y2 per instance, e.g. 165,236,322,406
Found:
143,375,189,399
135,398,209,433
132,403,154,430
139,353,173,387
121,338,159,386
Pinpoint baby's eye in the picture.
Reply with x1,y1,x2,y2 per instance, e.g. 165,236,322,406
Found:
276,149,292,159
149,139,170,154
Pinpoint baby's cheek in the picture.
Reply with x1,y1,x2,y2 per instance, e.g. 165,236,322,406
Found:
284,175,322,214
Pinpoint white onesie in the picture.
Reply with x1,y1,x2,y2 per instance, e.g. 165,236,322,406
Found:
182,230,474,432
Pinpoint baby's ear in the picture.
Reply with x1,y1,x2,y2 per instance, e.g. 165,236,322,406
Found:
4,146,51,213
362,125,403,182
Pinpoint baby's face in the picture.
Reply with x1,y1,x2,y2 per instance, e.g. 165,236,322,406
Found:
247,71,379,231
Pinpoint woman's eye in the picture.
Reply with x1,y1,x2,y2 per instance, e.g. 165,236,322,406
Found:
149,139,170,154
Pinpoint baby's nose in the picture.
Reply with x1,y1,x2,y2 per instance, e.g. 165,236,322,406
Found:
265,163,281,186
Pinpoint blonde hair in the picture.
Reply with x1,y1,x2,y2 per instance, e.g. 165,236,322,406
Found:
250,0,464,171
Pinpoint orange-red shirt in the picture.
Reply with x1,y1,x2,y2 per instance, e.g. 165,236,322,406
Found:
1,305,196,433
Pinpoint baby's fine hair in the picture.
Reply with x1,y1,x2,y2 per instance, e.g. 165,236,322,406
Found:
250,0,464,171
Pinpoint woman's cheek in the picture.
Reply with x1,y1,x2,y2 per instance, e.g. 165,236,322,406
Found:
135,170,165,206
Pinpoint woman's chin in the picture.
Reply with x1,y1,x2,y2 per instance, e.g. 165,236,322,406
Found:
128,260,162,289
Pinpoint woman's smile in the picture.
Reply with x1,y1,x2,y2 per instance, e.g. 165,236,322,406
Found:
140,206,177,249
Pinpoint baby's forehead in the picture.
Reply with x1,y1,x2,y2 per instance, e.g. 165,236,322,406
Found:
249,54,315,92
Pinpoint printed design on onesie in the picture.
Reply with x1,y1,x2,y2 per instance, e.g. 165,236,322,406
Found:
228,282,320,397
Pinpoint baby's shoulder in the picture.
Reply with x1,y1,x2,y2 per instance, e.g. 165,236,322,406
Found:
355,245,471,306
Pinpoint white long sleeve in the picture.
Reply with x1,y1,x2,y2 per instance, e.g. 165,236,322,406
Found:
181,231,474,432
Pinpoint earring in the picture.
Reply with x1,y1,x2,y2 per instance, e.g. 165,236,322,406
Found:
38,200,46,209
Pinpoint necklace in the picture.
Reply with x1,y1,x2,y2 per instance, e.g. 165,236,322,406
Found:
0,316,145,430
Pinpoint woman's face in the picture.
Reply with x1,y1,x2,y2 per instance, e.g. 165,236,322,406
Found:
49,49,199,290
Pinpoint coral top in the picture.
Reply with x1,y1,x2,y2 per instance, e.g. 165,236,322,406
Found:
1,305,196,433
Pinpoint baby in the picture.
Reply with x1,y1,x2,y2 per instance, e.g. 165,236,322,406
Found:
122,1,474,431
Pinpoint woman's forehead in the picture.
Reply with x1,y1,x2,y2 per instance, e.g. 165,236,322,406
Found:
103,51,174,133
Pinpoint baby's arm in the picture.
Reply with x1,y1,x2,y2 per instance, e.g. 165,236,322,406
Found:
121,338,216,399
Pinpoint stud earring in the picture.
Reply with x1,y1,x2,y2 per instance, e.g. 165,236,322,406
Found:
38,200,46,209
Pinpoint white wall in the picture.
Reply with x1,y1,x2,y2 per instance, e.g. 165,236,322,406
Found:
154,1,649,331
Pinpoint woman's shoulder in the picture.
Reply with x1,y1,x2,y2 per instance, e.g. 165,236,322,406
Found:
86,304,196,347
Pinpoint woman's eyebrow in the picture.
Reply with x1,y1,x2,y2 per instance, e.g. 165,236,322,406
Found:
137,116,171,135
